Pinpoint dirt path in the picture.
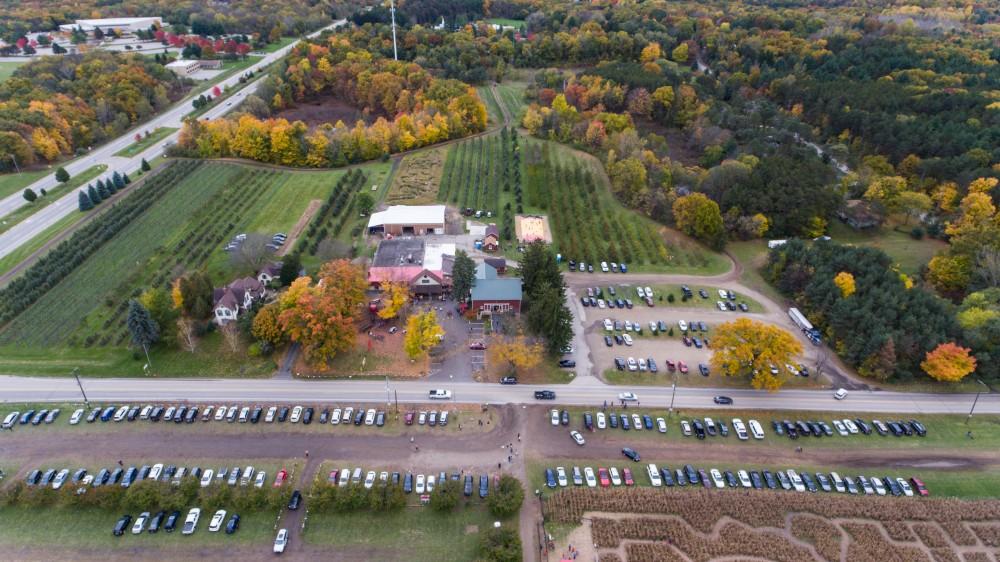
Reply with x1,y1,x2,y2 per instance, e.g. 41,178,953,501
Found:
278,199,321,256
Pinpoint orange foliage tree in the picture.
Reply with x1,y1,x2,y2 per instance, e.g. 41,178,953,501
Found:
920,343,977,383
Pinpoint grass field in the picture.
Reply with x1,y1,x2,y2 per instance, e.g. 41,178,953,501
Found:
385,149,446,205
0,60,25,82
438,131,517,242
114,128,178,158
485,18,525,28
477,86,504,126
0,165,106,236
0,168,50,201
494,82,529,123
827,220,946,275
306,504,507,560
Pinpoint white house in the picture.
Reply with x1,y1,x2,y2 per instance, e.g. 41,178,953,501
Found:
213,277,266,325
59,17,162,35
257,263,283,286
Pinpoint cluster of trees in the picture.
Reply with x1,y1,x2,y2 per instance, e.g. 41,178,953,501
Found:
925,177,1000,296
709,318,803,391
175,42,487,167
520,242,573,355
251,259,368,368
766,240,964,383
310,479,406,514
0,51,187,171
153,32,253,59
77,171,131,211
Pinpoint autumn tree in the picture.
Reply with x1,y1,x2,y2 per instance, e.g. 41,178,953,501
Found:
377,281,409,320
176,271,214,319
277,260,367,368
403,310,445,359
673,193,725,249
487,334,542,376
896,191,931,225
251,302,284,347
176,317,198,353
709,318,803,391
921,343,977,383
671,42,689,63
833,271,856,298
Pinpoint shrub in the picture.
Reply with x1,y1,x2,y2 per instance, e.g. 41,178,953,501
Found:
430,479,461,512
487,474,524,518
910,227,924,240
477,526,522,562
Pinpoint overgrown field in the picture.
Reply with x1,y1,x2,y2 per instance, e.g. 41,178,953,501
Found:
547,488,1000,562
385,148,446,205
438,129,519,240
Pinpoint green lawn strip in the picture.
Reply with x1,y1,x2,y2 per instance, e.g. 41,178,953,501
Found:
0,212,81,279
526,457,1000,500
0,164,107,235
496,82,528,122
477,86,504,125
602,367,823,389
0,60,26,82
305,504,509,561
114,128,178,158
546,406,1000,452
259,37,296,53
485,18,525,28
0,169,50,201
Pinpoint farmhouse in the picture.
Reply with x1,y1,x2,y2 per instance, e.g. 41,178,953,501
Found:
483,224,500,252
470,262,522,316
212,277,266,325
367,205,446,236
165,59,201,77
367,238,455,295
256,262,283,286
837,199,882,230
59,17,162,35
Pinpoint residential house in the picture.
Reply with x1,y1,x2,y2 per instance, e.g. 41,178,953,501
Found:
213,277,266,325
484,257,506,274
257,262,282,286
483,224,500,252
470,263,522,316
837,199,882,230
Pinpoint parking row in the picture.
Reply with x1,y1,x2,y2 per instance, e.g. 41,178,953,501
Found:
544,462,931,497
114,507,241,536
324,467,492,498
25,463,291,490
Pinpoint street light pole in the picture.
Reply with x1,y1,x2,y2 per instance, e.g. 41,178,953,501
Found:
966,378,988,425
668,375,677,415
72,367,89,408
389,0,399,61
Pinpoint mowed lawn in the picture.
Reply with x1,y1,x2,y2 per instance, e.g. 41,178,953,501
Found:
495,82,528,123
477,86,504,126
827,220,946,275
0,60,25,82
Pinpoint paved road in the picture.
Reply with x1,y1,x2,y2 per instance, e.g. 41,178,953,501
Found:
1,376,996,414
0,20,346,259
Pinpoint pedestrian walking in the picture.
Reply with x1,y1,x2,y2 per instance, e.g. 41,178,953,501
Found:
118,459,123,467
517,432,521,441
498,462,501,470
305,450,309,458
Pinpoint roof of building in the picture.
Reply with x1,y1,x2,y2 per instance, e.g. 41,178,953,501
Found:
475,262,498,280
74,17,162,26
372,238,425,267
166,59,200,68
485,224,499,239
441,255,455,276
259,262,282,277
423,243,455,271
839,199,882,225
484,257,506,270
213,288,239,311
367,205,446,229
471,278,523,302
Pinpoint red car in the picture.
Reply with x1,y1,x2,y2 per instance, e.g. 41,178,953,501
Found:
469,341,486,350
598,467,610,487
328,470,339,484
404,412,415,425
622,468,634,486
911,477,929,497
678,361,689,374
273,469,288,487
665,359,676,372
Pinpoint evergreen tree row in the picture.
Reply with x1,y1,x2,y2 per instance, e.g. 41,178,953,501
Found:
78,171,131,212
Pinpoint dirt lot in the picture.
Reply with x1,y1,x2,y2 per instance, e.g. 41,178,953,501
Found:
274,94,367,129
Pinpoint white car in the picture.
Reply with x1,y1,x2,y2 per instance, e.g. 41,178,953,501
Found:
208,509,227,532
364,471,376,489
835,388,849,400
832,420,849,436
603,318,614,331
570,430,585,446
418,411,427,425
149,463,164,481
843,419,859,434
601,261,609,272
182,508,201,535
718,289,728,299
787,470,806,492
649,321,658,333
680,420,692,436
365,409,376,425
896,478,914,497
426,475,436,493
647,463,662,487
830,472,846,493
550,409,560,426
678,320,688,332
200,406,213,421
132,512,150,534
597,299,606,309
265,406,277,422
631,413,642,429
710,469,725,488
596,412,606,429
200,469,214,487
290,406,303,423
255,471,267,488
656,417,667,433
637,357,647,371
69,408,84,425
338,468,350,487
738,470,752,488
343,407,355,423
113,406,128,422
624,320,632,331
584,467,597,488
415,474,426,494
274,529,289,553
622,334,633,346
140,405,153,420
748,419,765,440
214,407,227,422
785,363,799,376
609,467,622,486
636,287,646,298
717,301,727,311
871,477,887,496
556,467,568,487
626,357,638,371
379,471,388,483
644,286,653,298
732,418,748,440
52,469,70,489
331,408,342,424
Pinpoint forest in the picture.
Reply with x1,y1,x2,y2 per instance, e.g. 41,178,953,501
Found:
173,39,488,166
0,50,188,171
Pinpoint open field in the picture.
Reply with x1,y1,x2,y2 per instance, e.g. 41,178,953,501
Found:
0,168,51,201
485,18,525,28
494,82,529,123
543,487,1000,562
0,164,106,236
114,127,178,158
827,219,947,276
385,148,446,205
0,60,25,82
477,86,504,125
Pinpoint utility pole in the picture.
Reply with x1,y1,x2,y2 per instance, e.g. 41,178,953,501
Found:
8,154,20,174
389,0,399,61
385,375,391,407
72,367,89,408
668,376,677,415
966,379,989,425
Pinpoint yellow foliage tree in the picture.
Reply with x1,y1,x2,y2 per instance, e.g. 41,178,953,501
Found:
403,310,445,359
251,302,284,346
487,334,543,375
640,42,662,63
833,271,856,297
377,281,410,320
708,318,804,391
171,278,184,310
671,42,689,63
921,342,977,383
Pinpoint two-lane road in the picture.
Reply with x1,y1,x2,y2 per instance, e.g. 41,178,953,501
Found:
0,20,346,259
0,376,996,415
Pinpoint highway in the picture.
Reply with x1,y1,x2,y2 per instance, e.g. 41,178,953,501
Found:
1,375,997,415
0,20,346,260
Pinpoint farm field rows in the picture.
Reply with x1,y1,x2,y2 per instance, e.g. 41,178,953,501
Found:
476,86,504,126
385,149,446,205
494,82,528,123
438,130,519,241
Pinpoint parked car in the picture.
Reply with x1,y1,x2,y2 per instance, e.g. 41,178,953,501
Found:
181,508,201,535
273,529,289,554
113,515,132,537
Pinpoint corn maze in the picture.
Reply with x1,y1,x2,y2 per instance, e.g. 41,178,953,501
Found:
438,128,518,240
547,488,1000,562
523,140,671,267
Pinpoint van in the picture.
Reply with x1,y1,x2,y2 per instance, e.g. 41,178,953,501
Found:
834,388,848,400
428,389,452,400
352,468,363,484
646,464,662,487
748,419,765,440
240,466,255,486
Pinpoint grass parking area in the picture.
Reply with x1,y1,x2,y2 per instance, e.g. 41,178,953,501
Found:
305,504,507,561
602,367,822,389
643,284,765,312
114,128,178,158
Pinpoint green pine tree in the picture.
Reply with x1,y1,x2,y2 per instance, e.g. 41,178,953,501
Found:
87,184,102,204
127,299,160,367
78,190,93,211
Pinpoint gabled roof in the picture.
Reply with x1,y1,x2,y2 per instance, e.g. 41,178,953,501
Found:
484,257,506,270
471,278,522,302
484,224,499,239
411,269,444,284
213,288,239,311
367,205,446,228
259,262,282,277
475,262,498,280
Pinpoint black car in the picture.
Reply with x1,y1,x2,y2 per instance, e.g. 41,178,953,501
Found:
724,470,738,488
86,407,101,423
560,410,569,426
580,296,589,307
225,513,241,534
659,468,675,487
127,406,140,421
404,473,413,493
302,407,314,425
25,470,41,486
909,419,927,436
698,364,710,376
150,406,163,421
698,289,708,298
608,413,618,429
738,302,749,312
796,421,811,436
898,421,914,436
771,420,785,436
376,411,386,426
854,418,872,435
750,471,763,489
251,406,262,423
801,472,818,492
288,490,302,510
479,475,489,498
109,467,123,484
185,407,198,423
464,475,473,496
583,412,594,431
558,359,576,368
534,390,556,400
94,468,110,486
137,465,151,481
164,510,181,532
783,421,798,439
278,406,290,422
620,414,630,431
500,376,518,385
353,409,364,425
148,510,166,533
112,515,132,536
604,336,613,347
692,420,705,439
174,406,187,423
642,415,653,430
713,396,733,405
614,335,624,346
684,464,699,485
622,448,640,462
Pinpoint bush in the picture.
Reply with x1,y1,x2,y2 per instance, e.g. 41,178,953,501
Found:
667,293,675,303
430,479,461,512
22,188,37,202
477,526,522,562
910,227,925,240
486,474,524,518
